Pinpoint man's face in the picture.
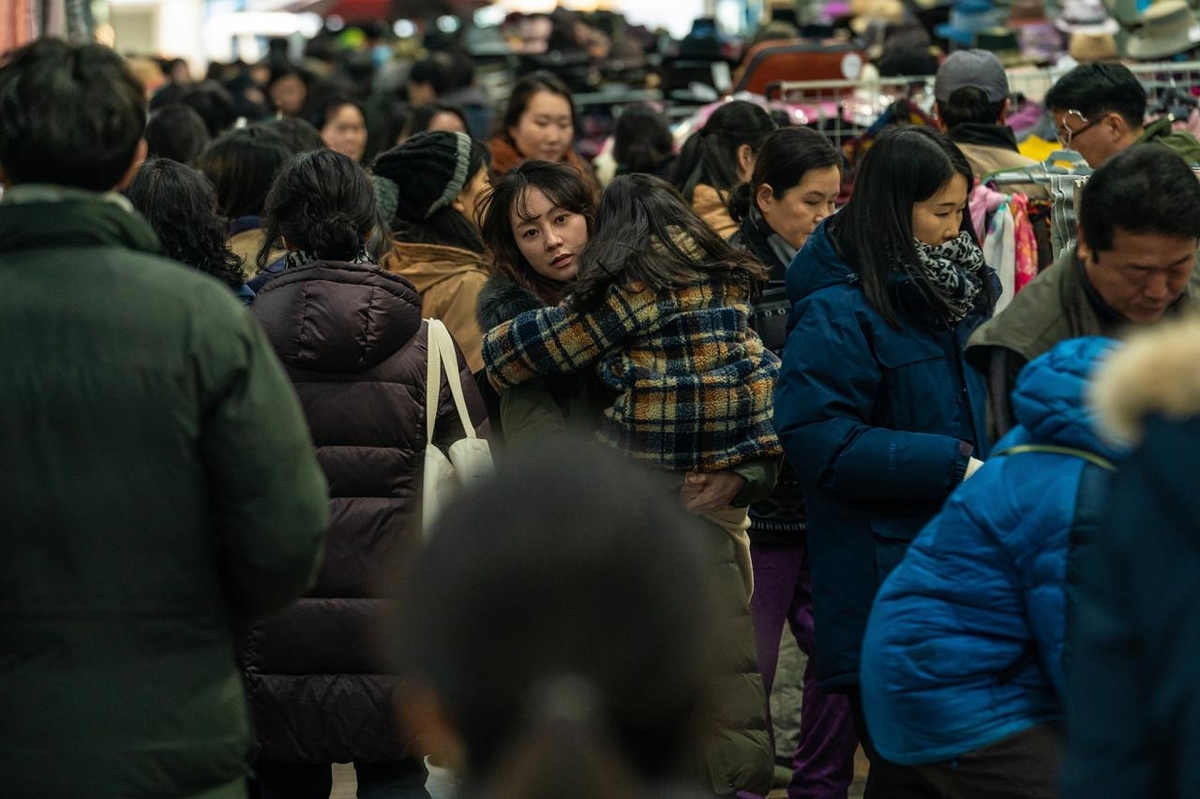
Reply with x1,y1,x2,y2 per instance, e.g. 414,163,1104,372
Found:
1079,228,1197,323
1052,108,1124,168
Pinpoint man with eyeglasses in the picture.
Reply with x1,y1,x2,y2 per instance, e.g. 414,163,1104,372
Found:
1043,61,1200,167
967,145,1200,440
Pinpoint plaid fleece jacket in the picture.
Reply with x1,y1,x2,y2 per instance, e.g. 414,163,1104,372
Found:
482,274,782,472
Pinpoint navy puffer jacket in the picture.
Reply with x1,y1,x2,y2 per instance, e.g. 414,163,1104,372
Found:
860,336,1123,765
774,220,993,689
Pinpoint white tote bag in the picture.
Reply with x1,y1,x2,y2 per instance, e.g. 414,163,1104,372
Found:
422,318,494,539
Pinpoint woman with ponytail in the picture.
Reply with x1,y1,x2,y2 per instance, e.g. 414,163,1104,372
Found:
671,100,777,237
243,149,486,799
395,443,723,799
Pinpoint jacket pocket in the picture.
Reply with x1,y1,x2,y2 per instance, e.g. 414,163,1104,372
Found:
869,516,926,584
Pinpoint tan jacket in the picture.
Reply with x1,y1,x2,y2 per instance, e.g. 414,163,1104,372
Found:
381,241,489,372
692,183,738,238
228,227,286,278
956,142,1050,200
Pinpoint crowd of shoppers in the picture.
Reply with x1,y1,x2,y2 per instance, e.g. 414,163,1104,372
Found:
5,26,1200,799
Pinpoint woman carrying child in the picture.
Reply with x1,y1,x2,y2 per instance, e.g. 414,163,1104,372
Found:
481,172,780,797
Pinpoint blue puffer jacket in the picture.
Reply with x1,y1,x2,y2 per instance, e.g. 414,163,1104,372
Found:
774,219,993,689
860,336,1123,765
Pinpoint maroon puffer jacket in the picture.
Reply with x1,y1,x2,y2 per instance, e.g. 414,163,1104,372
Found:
244,260,485,764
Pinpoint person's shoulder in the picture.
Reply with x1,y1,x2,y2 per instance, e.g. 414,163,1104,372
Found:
969,261,1073,354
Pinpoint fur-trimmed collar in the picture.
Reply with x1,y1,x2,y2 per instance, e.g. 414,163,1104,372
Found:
1091,317,1200,444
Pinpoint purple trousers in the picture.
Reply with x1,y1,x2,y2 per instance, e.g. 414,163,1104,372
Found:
740,540,859,799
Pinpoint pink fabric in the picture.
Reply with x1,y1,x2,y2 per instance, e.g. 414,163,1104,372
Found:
970,184,1007,240
1011,193,1038,293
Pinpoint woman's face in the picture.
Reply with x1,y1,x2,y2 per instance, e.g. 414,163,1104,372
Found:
270,75,307,118
911,172,969,247
512,186,589,282
321,104,368,163
509,90,574,163
757,165,841,251
454,166,491,230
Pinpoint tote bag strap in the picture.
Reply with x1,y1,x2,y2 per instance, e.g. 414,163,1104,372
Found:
424,318,479,446
993,444,1115,472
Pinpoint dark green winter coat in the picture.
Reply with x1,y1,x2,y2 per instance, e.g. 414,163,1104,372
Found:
0,185,329,799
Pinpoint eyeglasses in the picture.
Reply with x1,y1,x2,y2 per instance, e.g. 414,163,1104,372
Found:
1056,109,1100,150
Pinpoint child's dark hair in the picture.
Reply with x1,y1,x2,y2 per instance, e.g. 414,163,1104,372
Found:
0,40,145,192
613,104,674,174
828,125,977,328
728,126,843,223
571,173,768,311
671,100,777,202
196,125,292,219
478,160,597,302
259,149,377,267
394,442,718,794
145,104,211,166
126,158,246,290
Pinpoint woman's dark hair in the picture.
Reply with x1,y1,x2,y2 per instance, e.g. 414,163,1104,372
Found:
126,157,245,289
571,173,768,311
937,86,1006,130
477,160,597,301
613,104,674,174
410,103,469,139
145,104,211,165
176,81,239,138
260,116,324,155
375,136,491,253
308,93,366,133
828,125,976,328
394,442,718,793
728,126,843,223
671,100,777,202
498,71,576,140
259,149,377,266
195,125,292,220
267,65,313,92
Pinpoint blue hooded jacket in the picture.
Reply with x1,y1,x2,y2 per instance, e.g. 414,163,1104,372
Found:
859,336,1123,765
774,219,994,688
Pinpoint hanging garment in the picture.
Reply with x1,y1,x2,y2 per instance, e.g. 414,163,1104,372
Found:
1010,193,1039,293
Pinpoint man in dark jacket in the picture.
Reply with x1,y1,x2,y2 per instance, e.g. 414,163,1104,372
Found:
966,144,1200,439
0,40,329,799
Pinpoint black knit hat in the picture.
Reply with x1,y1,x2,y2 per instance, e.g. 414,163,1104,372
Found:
372,130,472,223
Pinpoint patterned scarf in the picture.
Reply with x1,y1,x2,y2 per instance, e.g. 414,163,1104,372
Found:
285,249,373,269
911,232,986,323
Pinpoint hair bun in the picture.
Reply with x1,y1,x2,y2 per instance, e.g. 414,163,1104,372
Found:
309,212,362,260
